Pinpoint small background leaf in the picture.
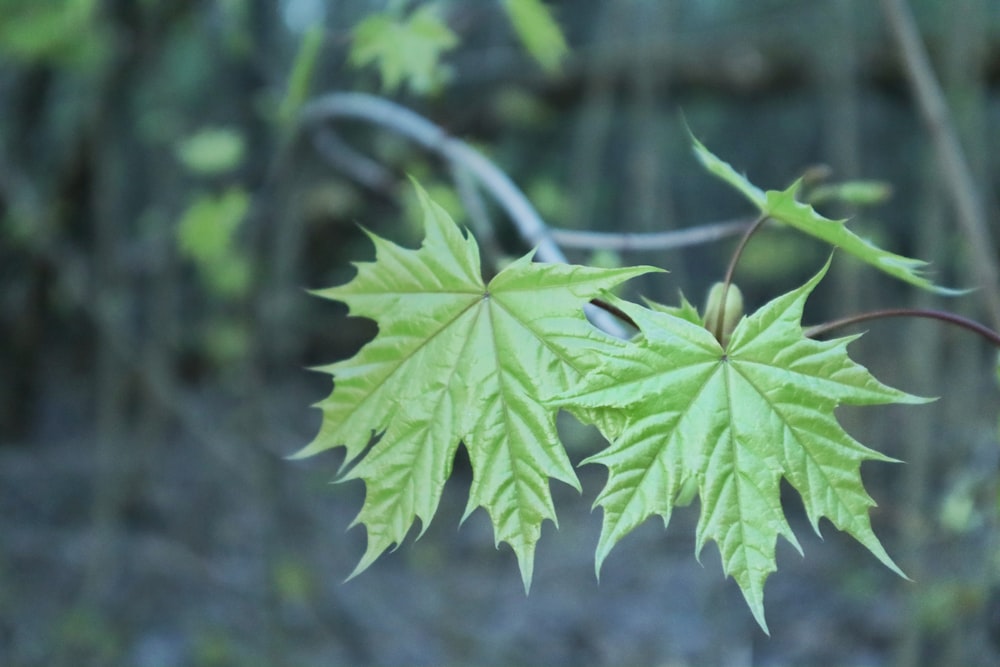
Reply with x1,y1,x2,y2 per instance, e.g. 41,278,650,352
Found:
807,180,893,207
0,0,109,68
176,127,246,176
502,0,569,74
349,5,458,94
176,187,251,298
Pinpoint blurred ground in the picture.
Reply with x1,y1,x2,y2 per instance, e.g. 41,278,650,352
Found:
2,367,998,666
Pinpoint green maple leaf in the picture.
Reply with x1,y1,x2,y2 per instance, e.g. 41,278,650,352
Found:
552,259,930,633
350,5,458,94
294,182,657,590
689,133,963,295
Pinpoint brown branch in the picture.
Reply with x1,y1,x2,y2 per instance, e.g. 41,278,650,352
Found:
589,298,638,330
804,307,1000,348
713,215,769,343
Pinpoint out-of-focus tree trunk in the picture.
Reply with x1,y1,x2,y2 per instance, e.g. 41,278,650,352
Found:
820,0,862,314
890,0,997,664
624,0,680,300
937,0,999,663
567,0,629,237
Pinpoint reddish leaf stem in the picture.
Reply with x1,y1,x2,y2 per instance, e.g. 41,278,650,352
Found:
713,214,769,343
804,308,1000,348
590,298,638,330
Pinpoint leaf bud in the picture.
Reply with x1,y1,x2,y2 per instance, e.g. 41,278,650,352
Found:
703,282,744,347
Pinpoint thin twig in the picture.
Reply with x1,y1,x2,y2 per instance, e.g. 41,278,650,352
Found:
311,125,395,195
880,0,1000,327
589,298,638,330
549,218,752,251
804,307,1000,348
301,93,566,262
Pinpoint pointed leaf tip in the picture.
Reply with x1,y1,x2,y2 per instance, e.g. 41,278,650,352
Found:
687,130,767,209
763,179,962,295
749,599,771,636
686,136,962,294
519,550,535,595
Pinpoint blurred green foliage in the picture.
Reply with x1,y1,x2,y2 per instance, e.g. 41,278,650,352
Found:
278,24,324,127
738,230,823,283
808,180,894,207
502,0,568,73
271,555,316,606
55,607,122,666
176,127,246,176
193,629,252,667
400,178,464,243
0,0,110,67
176,187,252,299
350,4,458,94
525,175,568,225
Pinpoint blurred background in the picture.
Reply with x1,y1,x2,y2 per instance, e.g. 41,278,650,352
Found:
1,0,999,665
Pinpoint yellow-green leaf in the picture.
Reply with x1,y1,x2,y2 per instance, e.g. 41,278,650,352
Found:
295,180,658,590
553,259,929,633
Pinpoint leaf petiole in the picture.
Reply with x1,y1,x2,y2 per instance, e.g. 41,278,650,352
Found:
804,308,1000,348
589,298,639,331
713,214,769,344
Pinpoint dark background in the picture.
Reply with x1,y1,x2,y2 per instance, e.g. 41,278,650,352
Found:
2,1,999,665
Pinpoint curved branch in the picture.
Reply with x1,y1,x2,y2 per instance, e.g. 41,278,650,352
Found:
311,125,395,195
299,92,627,335
300,92,567,264
549,218,752,251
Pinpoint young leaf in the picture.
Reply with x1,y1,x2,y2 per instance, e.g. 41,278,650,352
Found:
295,181,657,591
688,133,766,209
502,0,569,74
552,259,929,633
764,182,966,294
689,133,961,295
349,5,458,94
